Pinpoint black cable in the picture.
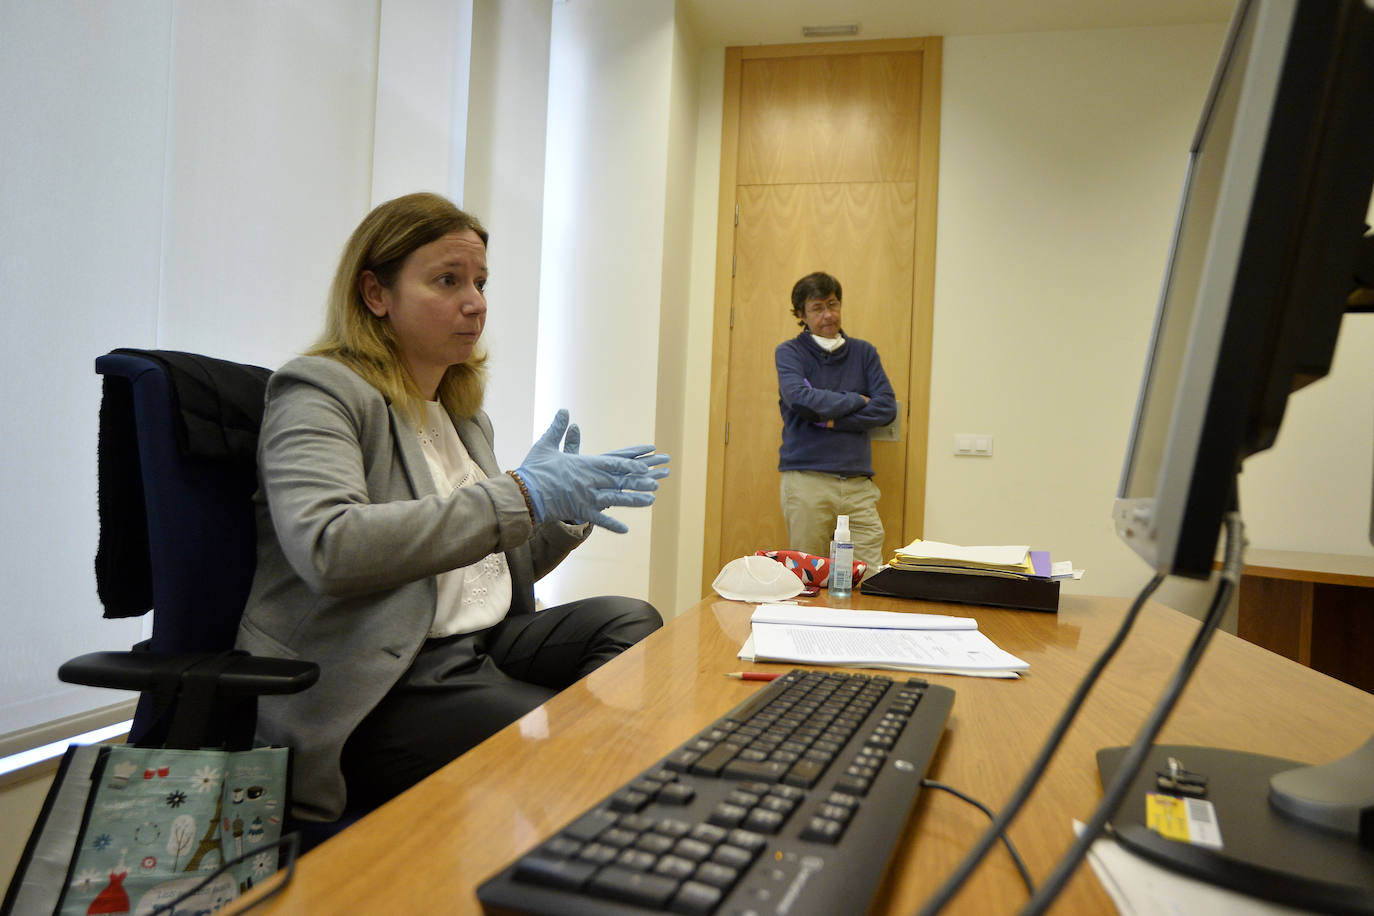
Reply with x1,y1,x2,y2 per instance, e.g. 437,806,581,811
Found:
921,778,1035,897
1018,511,1244,914
149,830,300,916
913,571,1165,916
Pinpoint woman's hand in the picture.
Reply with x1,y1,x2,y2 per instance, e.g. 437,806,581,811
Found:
513,410,670,533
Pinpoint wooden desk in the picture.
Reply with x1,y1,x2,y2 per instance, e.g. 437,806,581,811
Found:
1233,549,1374,693
247,594,1374,914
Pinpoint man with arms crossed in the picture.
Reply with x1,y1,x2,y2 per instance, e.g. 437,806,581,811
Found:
775,271,897,573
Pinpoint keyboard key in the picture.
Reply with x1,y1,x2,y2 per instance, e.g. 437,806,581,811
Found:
617,848,658,871
561,807,617,842
689,823,727,845
708,802,748,828
800,818,844,844
825,791,860,810
577,842,618,865
656,818,693,838
817,803,854,822
636,832,676,856
783,759,826,788
670,880,723,915
600,827,636,848
654,855,696,881
721,759,788,782
693,861,739,890
664,749,701,772
514,854,597,889
542,835,581,858
760,795,796,815
610,788,651,812
621,813,657,833
589,865,679,908
659,782,696,805
726,828,767,852
673,837,713,862
689,742,744,777
742,808,785,834
711,844,754,870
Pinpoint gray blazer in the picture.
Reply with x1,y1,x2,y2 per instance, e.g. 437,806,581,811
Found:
234,355,587,821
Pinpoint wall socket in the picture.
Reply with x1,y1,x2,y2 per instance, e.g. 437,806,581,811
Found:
954,434,993,456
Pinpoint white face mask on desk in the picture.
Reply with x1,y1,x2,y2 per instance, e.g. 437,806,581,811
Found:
712,556,805,602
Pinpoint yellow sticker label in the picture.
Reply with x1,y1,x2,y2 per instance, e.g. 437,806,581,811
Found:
1145,793,1191,841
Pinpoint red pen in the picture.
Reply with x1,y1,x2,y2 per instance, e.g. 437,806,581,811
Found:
724,672,783,682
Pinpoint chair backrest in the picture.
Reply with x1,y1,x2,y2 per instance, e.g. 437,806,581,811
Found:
95,350,270,740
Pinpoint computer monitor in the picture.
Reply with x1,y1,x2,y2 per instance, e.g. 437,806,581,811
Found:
1113,0,1374,580
1105,0,1374,909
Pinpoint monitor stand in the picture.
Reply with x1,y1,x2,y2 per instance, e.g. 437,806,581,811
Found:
1097,743,1374,914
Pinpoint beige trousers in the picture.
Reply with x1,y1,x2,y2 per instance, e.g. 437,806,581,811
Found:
779,470,885,571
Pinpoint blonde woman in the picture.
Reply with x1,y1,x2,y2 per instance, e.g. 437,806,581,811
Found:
236,192,667,824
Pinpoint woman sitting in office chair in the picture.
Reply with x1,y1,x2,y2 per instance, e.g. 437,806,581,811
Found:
235,192,668,824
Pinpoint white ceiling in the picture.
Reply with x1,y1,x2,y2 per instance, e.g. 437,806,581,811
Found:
676,0,1236,47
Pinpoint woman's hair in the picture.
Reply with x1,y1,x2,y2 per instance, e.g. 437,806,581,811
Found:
790,271,843,327
310,191,490,424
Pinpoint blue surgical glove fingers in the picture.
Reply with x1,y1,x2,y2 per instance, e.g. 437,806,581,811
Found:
592,488,656,508
516,413,665,532
589,512,630,535
533,409,571,450
601,443,656,460
584,490,657,535
602,446,671,472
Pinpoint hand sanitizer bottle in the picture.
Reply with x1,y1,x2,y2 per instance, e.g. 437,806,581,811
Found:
829,515,853,598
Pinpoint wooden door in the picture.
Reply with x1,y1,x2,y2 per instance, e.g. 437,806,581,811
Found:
704,39,942,592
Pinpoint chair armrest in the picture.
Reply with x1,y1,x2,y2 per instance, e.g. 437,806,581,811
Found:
59,650,319,697
59,650,320,750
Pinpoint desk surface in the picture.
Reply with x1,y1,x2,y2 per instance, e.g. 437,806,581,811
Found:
249,592,1374,914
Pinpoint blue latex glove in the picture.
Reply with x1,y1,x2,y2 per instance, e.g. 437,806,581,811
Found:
514,409,670,534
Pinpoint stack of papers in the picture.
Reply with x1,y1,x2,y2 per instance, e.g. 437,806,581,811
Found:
738,604,1029,678
890,540,1081,581
890,540,1041,578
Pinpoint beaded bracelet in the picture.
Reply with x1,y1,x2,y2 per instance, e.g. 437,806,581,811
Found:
505,470,537,523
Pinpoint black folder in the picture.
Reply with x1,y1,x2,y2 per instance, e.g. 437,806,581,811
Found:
859,565,1060,613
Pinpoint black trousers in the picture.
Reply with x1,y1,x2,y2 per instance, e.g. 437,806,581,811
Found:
339,596,661,809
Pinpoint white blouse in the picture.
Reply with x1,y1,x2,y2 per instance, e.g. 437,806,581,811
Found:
416,401,513,637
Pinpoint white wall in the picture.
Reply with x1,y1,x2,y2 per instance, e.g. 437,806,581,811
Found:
0,0,170,739
370,0,473,207
1,0,383,889
534,0,677,608
929,24,1227,616
0,0,379,741
1240,299,1374,554
924,23,1374,618
464,0,554,472
159,0,378,368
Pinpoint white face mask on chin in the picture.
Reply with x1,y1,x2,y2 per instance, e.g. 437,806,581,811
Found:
810,333,845,352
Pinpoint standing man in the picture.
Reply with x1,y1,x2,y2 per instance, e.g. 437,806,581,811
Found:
775,271,897,572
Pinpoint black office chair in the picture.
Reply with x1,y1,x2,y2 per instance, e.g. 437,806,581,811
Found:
58,350,353,846
58,349,316,751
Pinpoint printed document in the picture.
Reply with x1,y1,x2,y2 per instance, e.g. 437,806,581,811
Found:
741,605,1029,678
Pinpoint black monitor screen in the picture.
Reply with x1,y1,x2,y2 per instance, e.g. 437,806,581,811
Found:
1114,0,1374,578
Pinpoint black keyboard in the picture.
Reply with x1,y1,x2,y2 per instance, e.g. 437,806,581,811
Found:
477,668,955,915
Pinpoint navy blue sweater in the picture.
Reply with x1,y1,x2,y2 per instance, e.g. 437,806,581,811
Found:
775,332,897,477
